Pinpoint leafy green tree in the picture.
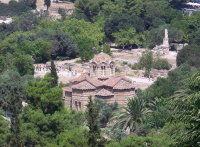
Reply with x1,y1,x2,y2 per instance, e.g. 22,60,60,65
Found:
56,128,88,146
21,107,84,146
86,96,106,147
104,13,144,41
0,71,33,110
97,44,112,56
18,11,40,31
27,73,63,114
9,88,22,147
13,54,34,76
51,61,58,87
74,0,100,21
44,0,51,11
77,37,94,61
123,0,144,16
112,27,141,47
170,71,200,146
19,0,36,9
111,96,152,132
0,109,10,146
177,44,200,68
61,18,104,48
95,98,118,127
139,49,153,76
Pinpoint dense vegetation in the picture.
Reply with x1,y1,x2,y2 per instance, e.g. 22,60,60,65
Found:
1,0,200,146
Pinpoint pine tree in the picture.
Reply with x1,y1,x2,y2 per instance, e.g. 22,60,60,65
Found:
50,60,58,87
9,88,22,147
44,0,51,11
86,96,106,147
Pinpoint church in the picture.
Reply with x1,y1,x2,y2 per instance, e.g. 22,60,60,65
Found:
62,51,136,111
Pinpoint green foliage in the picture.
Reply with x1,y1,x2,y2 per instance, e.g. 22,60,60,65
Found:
177,44,200,68
9,88,22,146
74,0,100,21
169,71,200,146
21,107,84,146
44,0,51,10
51,61,58,87
105,13,144,41
13,54,34,76
123,0,144,16
111,96,152,132
0,109,10,146
95,98,118,127
97,44,112,56
19,0,37,9
139,49,153,75
152,56,171,70
58,8,66,20
0,1,30,16
56,128,88,146
27,73,63,114
0,70,33,109
112,27,141,47
86,96,106,147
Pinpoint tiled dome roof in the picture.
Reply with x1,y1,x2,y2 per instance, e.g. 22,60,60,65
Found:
92,51,112,64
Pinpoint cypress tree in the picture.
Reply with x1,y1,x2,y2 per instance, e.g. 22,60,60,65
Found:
50,60,58,87
9,88,22,147
86,96,106,147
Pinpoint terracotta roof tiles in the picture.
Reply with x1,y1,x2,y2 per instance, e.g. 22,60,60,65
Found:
96,88,114,96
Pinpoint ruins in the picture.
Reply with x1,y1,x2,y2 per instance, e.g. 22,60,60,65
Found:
62,51,136,111
152,29,170,55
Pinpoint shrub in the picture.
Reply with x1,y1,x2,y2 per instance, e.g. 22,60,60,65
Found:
122,61,128,65
131,63,142,70
153,59,172,70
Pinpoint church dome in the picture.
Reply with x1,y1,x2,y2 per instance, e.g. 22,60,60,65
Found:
92,51,112,64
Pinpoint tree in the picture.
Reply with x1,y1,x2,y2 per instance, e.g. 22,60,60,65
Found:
27,73,63,114
176,44,200,68
19,0,36,9
0,71,33,110
104,13,144,41
44,0,51,11
170,71,200,146
95,98,118,127
123,0,144,16
110,96,152,132
9,88,22,146
0,109,10,146
86,96,106,147
74,0,100,21
139,49,153,77
51,60,58,87
112,27,141,47
13,54,34,76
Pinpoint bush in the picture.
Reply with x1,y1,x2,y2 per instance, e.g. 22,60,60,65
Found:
122,61,128,65
131,63,142,70
153,59,172,70
177,44,200,69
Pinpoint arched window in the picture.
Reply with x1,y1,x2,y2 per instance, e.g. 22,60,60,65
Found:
75,101,78,111
79,102,81,110
110,64,114,75
93,65,96,75
101,65,105,75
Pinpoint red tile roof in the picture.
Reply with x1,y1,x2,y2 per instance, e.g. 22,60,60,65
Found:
95,88,114,96
72,80,96,90
62,87,72,92
69,73,134,90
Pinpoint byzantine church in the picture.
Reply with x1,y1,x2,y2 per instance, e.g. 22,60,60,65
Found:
63,51,136,111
